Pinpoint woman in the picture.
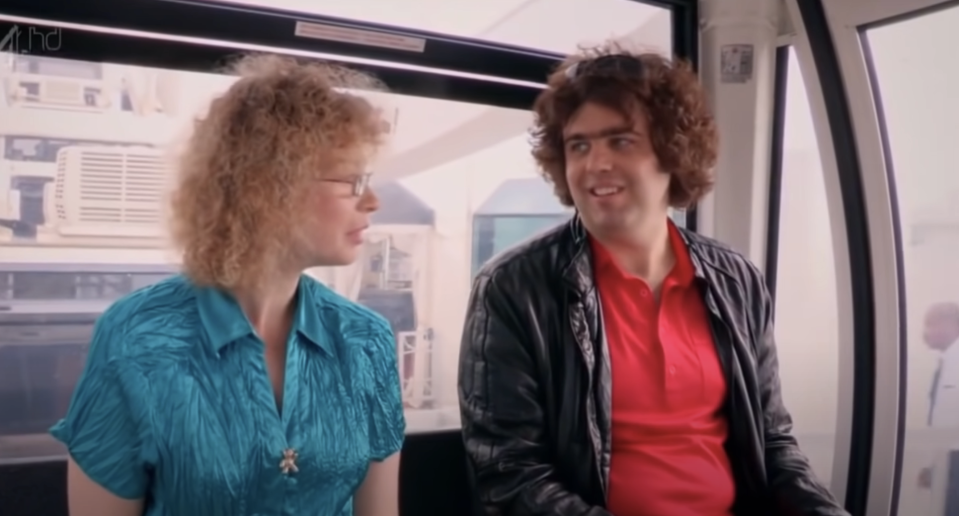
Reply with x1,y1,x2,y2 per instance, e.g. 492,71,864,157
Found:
51,54,405,516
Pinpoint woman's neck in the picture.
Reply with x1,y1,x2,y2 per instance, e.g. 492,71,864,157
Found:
232,272,301,346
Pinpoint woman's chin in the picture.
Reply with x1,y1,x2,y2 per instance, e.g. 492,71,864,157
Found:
311,247,360,268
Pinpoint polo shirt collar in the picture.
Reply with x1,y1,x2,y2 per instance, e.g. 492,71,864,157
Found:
589,220,695,286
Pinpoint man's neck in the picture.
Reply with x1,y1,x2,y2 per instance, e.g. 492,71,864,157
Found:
593,217,674,284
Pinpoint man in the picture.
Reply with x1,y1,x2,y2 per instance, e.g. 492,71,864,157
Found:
458,45,847,516
917,302,959,516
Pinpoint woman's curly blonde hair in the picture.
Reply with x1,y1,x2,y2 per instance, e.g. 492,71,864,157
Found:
169,54,387,290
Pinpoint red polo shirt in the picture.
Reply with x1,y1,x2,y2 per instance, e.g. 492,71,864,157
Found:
591,222,735,516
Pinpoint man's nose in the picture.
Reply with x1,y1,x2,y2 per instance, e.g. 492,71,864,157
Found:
584,145,614,173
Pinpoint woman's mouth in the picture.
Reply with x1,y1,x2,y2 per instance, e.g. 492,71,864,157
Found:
346,226,368,244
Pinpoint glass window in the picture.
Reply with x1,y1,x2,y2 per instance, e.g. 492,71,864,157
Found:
2,137,153,162
471,215,570,276
0,268,173,463
3,40,648,461
469,176,572,276
771,47,841,485
12,56,102,80
865,6,959,515
202,0,672,55
0,271,173,301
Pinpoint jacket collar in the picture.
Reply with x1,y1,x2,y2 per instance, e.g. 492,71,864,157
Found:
561,216,594,296
560,214,738,294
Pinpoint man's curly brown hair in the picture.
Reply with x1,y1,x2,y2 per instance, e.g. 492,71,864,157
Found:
530,43,718,209
169,54,386,290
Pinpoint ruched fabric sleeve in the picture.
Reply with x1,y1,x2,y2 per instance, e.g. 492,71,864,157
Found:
365,323,406,461
50,315,152,499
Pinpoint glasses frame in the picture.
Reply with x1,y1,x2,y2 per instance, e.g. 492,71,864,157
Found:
321,172,372,197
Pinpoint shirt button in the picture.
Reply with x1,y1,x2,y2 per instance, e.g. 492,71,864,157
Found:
639,289,648,297
669,366,677,375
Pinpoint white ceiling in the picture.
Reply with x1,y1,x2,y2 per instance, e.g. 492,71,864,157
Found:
204,0,669,54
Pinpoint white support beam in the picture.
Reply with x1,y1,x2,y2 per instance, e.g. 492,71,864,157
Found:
375,107,532,184
697,0,780,270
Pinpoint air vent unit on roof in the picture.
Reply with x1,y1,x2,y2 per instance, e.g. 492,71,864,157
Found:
53,146,166,238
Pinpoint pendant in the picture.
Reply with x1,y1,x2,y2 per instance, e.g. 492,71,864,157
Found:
279,448,298,474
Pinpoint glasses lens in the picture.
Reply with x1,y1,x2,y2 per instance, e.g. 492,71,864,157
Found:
354,173,371,196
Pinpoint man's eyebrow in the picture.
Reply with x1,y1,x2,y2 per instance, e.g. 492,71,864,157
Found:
563,126,639,142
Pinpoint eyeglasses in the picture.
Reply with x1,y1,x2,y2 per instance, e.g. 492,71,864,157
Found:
321,172,372,197
564,54,646,81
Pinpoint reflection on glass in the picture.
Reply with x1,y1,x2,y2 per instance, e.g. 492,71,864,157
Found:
200,0,672,55
867,6,959,515
772,48,840,485
471,178,572,276
0,267,175,462
2,45,688,463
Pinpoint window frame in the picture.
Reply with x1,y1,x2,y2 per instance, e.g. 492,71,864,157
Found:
784,1,959,515
824,0,958,27
0,0,699,91
0,0,698,436
784,0,905,513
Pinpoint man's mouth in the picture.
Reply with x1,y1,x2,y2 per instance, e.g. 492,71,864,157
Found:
589,186,624,197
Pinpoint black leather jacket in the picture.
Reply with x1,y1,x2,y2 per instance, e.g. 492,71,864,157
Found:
458,218,848,516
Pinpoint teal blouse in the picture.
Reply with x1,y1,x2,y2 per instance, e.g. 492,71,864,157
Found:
51,274,406,516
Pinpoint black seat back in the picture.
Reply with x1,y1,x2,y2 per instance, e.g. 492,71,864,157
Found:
400,430,475,515
2,429,478,516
